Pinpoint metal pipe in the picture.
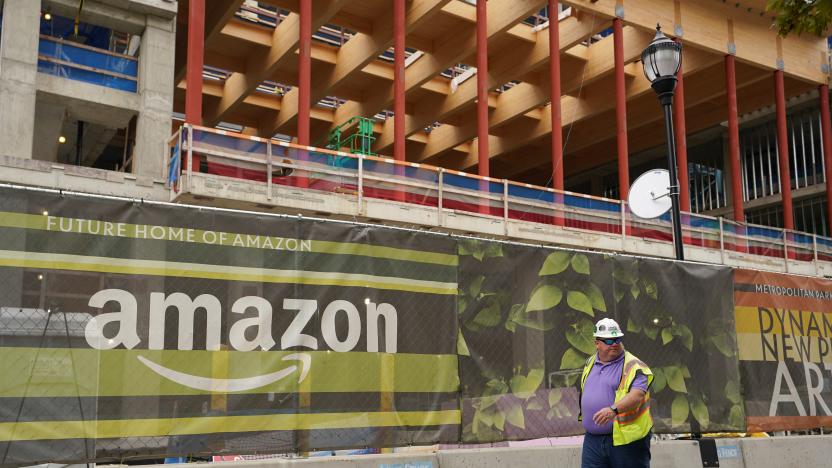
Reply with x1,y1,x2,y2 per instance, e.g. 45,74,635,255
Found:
725,55,744,222
673,38,690,211
775,70,794,230
614,18,629,200
75,121,83,166
662,97,685,260
819,84,832,235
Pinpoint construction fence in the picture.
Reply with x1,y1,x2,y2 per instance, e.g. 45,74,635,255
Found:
0,186,829,466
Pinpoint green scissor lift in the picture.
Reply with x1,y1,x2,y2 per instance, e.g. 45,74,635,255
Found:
324,116,377,156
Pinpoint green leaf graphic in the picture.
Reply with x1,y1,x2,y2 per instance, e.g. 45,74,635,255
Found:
457,331,470,356
711,333,735,357
527,284,563,312
571,254,590,275
549,388,563,407
725,379,742,405
566,320,597,355
690,395,710,428
469,275,485,298
527,397,544,411
641,278,658,299
661,327,674,345
627,318,642,333
539,251,572,276
472,299,501,327
671,394,690,427
729,404,745,429
567,290,594,316
560,348,588,370
630,283,641,300
484,242,503,259
613,267,637,285
651,367,667,393
494,408,506,431
675,325,693,351
511,368,544,399
664,366,688,393
583,282,607,312
506,402,525,429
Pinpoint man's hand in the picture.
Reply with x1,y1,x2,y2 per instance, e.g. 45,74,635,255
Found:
592,406,616,426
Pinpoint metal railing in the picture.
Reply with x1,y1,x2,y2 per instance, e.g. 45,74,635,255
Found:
166,125,832,271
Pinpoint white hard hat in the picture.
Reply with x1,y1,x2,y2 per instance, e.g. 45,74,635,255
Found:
594,318,624,338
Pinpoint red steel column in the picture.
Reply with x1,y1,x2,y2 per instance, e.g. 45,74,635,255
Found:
549,0,564,226
549,0,563,190
820,85,832,235
673,40,690,212
725,55,744,223
774,70,794,230
393,0,406,201
185,0,205,170
297,0,311,188
476,0,490,213
613,18,629,200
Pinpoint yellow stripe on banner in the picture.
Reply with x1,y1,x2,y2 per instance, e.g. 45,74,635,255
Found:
0,250,456,295
0,348,460,397
0,211,458,266
0,410,462,441
735,306,832,337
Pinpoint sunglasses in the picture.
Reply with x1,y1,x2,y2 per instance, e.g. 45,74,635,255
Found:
597,337,622,346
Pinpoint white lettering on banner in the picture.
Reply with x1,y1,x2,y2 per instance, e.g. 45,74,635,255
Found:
84,289,398,353
768,361,832,416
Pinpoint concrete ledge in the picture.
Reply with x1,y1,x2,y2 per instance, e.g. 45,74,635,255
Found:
108,436,832,468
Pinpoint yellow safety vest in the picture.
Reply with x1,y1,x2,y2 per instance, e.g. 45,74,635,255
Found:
579,351,654,446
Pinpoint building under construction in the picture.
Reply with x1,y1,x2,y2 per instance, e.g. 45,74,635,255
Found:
3,2,832,466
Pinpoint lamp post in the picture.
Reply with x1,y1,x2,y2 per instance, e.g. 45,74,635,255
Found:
642,25,684,261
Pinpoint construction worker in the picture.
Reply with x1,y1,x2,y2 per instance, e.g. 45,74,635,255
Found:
579,318,654,468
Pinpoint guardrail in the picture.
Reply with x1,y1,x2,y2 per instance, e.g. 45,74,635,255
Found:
166,124,832,271
38,35,138,93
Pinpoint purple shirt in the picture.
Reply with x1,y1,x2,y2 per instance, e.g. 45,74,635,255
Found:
581,353,648,435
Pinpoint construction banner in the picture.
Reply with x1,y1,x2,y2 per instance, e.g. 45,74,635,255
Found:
0,187,459,465
734,269,832,431
457,241,743,442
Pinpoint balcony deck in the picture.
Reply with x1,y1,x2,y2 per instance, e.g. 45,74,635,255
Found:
167,125,832,277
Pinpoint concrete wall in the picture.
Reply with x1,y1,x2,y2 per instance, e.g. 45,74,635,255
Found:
102,436,831,468
0,0,40,160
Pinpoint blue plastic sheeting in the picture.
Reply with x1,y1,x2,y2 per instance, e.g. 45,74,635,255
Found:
41,14,112,50
817,236,832,248
442,172,503,194
788,232,814,246
746,225,783,239
363,159,439,183
686,215,720,230
39,39,137,92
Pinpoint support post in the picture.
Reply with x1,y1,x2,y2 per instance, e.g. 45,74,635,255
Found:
550,1,565,226
774,70,794,230
357,155,364,215
674,39,690,212
185,0,205,172
614,18,629,200
476,0,490,213
719,217,725,265
725,55,744,222
296,0,312,188
820,85,832,235
661,97,685,261
393,0,406,202
267,141,273,200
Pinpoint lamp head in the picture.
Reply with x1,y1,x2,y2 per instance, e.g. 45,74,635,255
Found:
641,24,682,102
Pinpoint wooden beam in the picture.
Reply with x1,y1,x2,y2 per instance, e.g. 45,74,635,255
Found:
203,1,349,128
560,0,828,84
373,14,607,154
258,0,452,136
413,25,651,164
330,0,546,138
452,46,721,170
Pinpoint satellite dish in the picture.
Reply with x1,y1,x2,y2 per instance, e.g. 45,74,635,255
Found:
628,169,672,219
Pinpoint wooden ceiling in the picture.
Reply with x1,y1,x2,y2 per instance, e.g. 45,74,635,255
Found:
173,0,829,191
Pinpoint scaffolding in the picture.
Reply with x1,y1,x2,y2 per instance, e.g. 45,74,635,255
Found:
324,116,377,156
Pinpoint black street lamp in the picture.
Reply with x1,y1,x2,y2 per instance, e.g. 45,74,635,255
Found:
642,25,684,261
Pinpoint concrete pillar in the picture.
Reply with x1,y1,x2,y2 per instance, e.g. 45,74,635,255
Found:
133,15,175,181
0,0,41,160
